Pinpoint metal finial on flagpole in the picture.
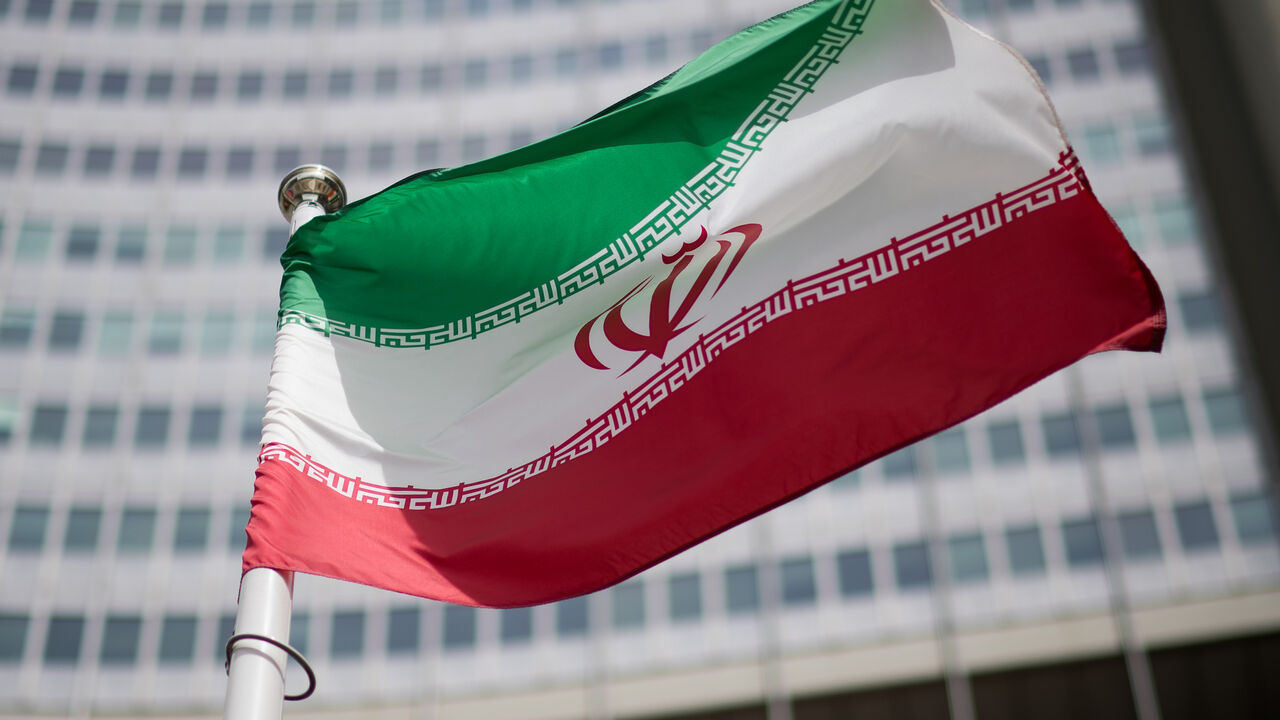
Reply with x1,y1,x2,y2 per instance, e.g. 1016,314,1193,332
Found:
223,165,348,720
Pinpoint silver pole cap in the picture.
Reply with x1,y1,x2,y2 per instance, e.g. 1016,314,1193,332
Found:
278,164,347,222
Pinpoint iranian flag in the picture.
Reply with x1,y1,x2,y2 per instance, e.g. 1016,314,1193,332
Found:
243,0,1164,607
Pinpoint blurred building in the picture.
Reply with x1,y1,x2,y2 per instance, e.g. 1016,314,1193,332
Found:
0,0,1276,719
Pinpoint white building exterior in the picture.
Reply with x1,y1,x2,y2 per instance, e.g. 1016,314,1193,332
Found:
0,0,1276,717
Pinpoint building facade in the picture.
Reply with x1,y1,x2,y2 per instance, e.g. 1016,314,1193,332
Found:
0,0,1276,718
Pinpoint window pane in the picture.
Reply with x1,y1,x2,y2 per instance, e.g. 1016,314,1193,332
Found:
7,64,38,95
227,147,255,176
1178,290,1219,333
1154,196,1197,244
35,143,70,175
16,220,53,260
375,66,399,95
148,310,183,354
932,428,970,473
328,69,354,98
99,69,128,99
246,1,271,26
52,67,85,97
441,605,475,650
174,507,210,551
1174,502,1219,552
9,506,49,551
0,615,28,663
113,1,141,26
1133,112,1172,156
948,533,989,583
100,616,141,665
163,227,197,265
881,446,916,479
282,71,308,99
1005,526,1046,576
158,616,196,663
611,583,644,630
237,71,263,100
836,549,873,597
1026,54,1051,84
216,614,236,659
274,147,301,175
144,72,173,100
64,508,102,552
69,0,99,23
0,396,16,446
0,138,20,174
44,616,84,664
115,226,146,262
1062,518,1105,568
213,227,244,262
556,597,588,637
189,406,222,446
1118,510,1162,559
135,406,171,447
387,607,420,654
893,542,931,590
668,573,701,621
49,311,85,351
780,557,817,606
202,2,228,28
1066,47,1100,81
1094,404,1136,449
724,564,759,614
1203,387,1247,436
0,308,35,348
118,507,156,552
130,146,160,177
31,404,69,446
1082,123,1122,166
228,506,250,551
1114,39,1149,74
157,1,184,26
178,147,209,177
499,606,532,643
330,610,364,658
99,311,133,355
66,225,101,259
1042,412,1080,457
1231,495,1277,545
1149,395,1191,444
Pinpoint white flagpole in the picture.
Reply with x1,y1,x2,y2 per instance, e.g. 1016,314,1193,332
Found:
223,165,347,720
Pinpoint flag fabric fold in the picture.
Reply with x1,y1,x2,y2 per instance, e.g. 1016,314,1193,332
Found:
242,0,1164,607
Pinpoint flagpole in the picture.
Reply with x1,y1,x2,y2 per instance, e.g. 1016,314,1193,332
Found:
223,165,347,720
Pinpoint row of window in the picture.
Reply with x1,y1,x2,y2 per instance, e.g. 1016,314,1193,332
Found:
0,399,265,450
1,493,1274,666
2,0,606,32
6,504,249,556
1076,111,1174,167
2,29,700,104
0,220,287,264
0,306,277,358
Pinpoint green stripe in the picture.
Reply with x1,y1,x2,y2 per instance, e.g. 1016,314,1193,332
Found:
282,0,868,342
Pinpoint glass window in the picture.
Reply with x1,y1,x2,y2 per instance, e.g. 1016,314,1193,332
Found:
1094,404,1136,449
227,146,255,177
1062,517,1105,567
1042,412,1080,457
17,220,53,259
1114,39,1149,75
462,59,487,88
274,147,301,174
369,142,394,172
644,34,668,64
282,71,308,99
135,406,171,447
201,2,228,28
44,616,84,665
829,469,861,490
1066,47,1101,82
387,607,420,653
441,605,475,650
148,310,183,353
328,69,354,98
1026,54,1051,83
1174,502,1219,552
724,564,759,614
189,406,222,446
83,406,118,447
246,2,271,27
112,0,141,26
379,0,402,23
49,311,85,351
236,71,263,101
1005,526,1046,576
1082,123,1122,166
556,597,588,637
190,72,218,101
252,309,277,353
9,506,49,551
881,446,916,479
689,28,714,53
330,610,364,658
241,404,262,446
163,226,196,265
7,64,38,95
375,66,399,95
130,146,161,179
611,582,644,629
52,67,86,97
1110,204,1142,247
213,227,245,262
416,139,439,168
499,606,532,643
420,64,443,93
1133,112,1172,156
465,0,487,16
0,138,20,174
555,47,579,76
114,226,146,262
290,0,316,26
64,508,102,552
1149,395,1191,444
932,427,970,473
68,0,98,24
118,507,156,552
1118,510,1162,560
0,308,36,348
511,0,533,11
1203,387,1247,435
668,572,701,621
65,225,100,259
0,396,14,446
510,54,533,83
780,557,817,606
1154,196,1197,244
228,506,250,551
320,145,348,173
30,404,69,446
144,71,173,100
0,615,28,663
158,615,196,663
35,143,70,175
216,614,236,659
836,549,873,597
100,616,141,665
99,71,128,99
461,135,486,163
419,0,442,20
598,42,624,70
157,2,183,27
1177,289,1219,333
893,542,932,590
99,311,133,355
200,311,235,355
174,507,210,551
948,533,989,583
84,146,116,176
178,147,209,178
1231,494,1277,545
335,0,358,23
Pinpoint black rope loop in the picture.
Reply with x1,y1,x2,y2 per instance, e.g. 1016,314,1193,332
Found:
225,632,317,702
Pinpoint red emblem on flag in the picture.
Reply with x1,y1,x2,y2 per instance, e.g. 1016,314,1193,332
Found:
575,223,762,372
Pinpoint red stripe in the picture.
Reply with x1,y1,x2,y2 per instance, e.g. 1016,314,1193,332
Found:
243,190,1163,607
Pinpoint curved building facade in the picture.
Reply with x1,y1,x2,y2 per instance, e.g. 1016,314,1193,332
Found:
0,0,1277,718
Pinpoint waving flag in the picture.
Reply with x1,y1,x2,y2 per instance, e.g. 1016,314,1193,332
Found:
243,0,1164,607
